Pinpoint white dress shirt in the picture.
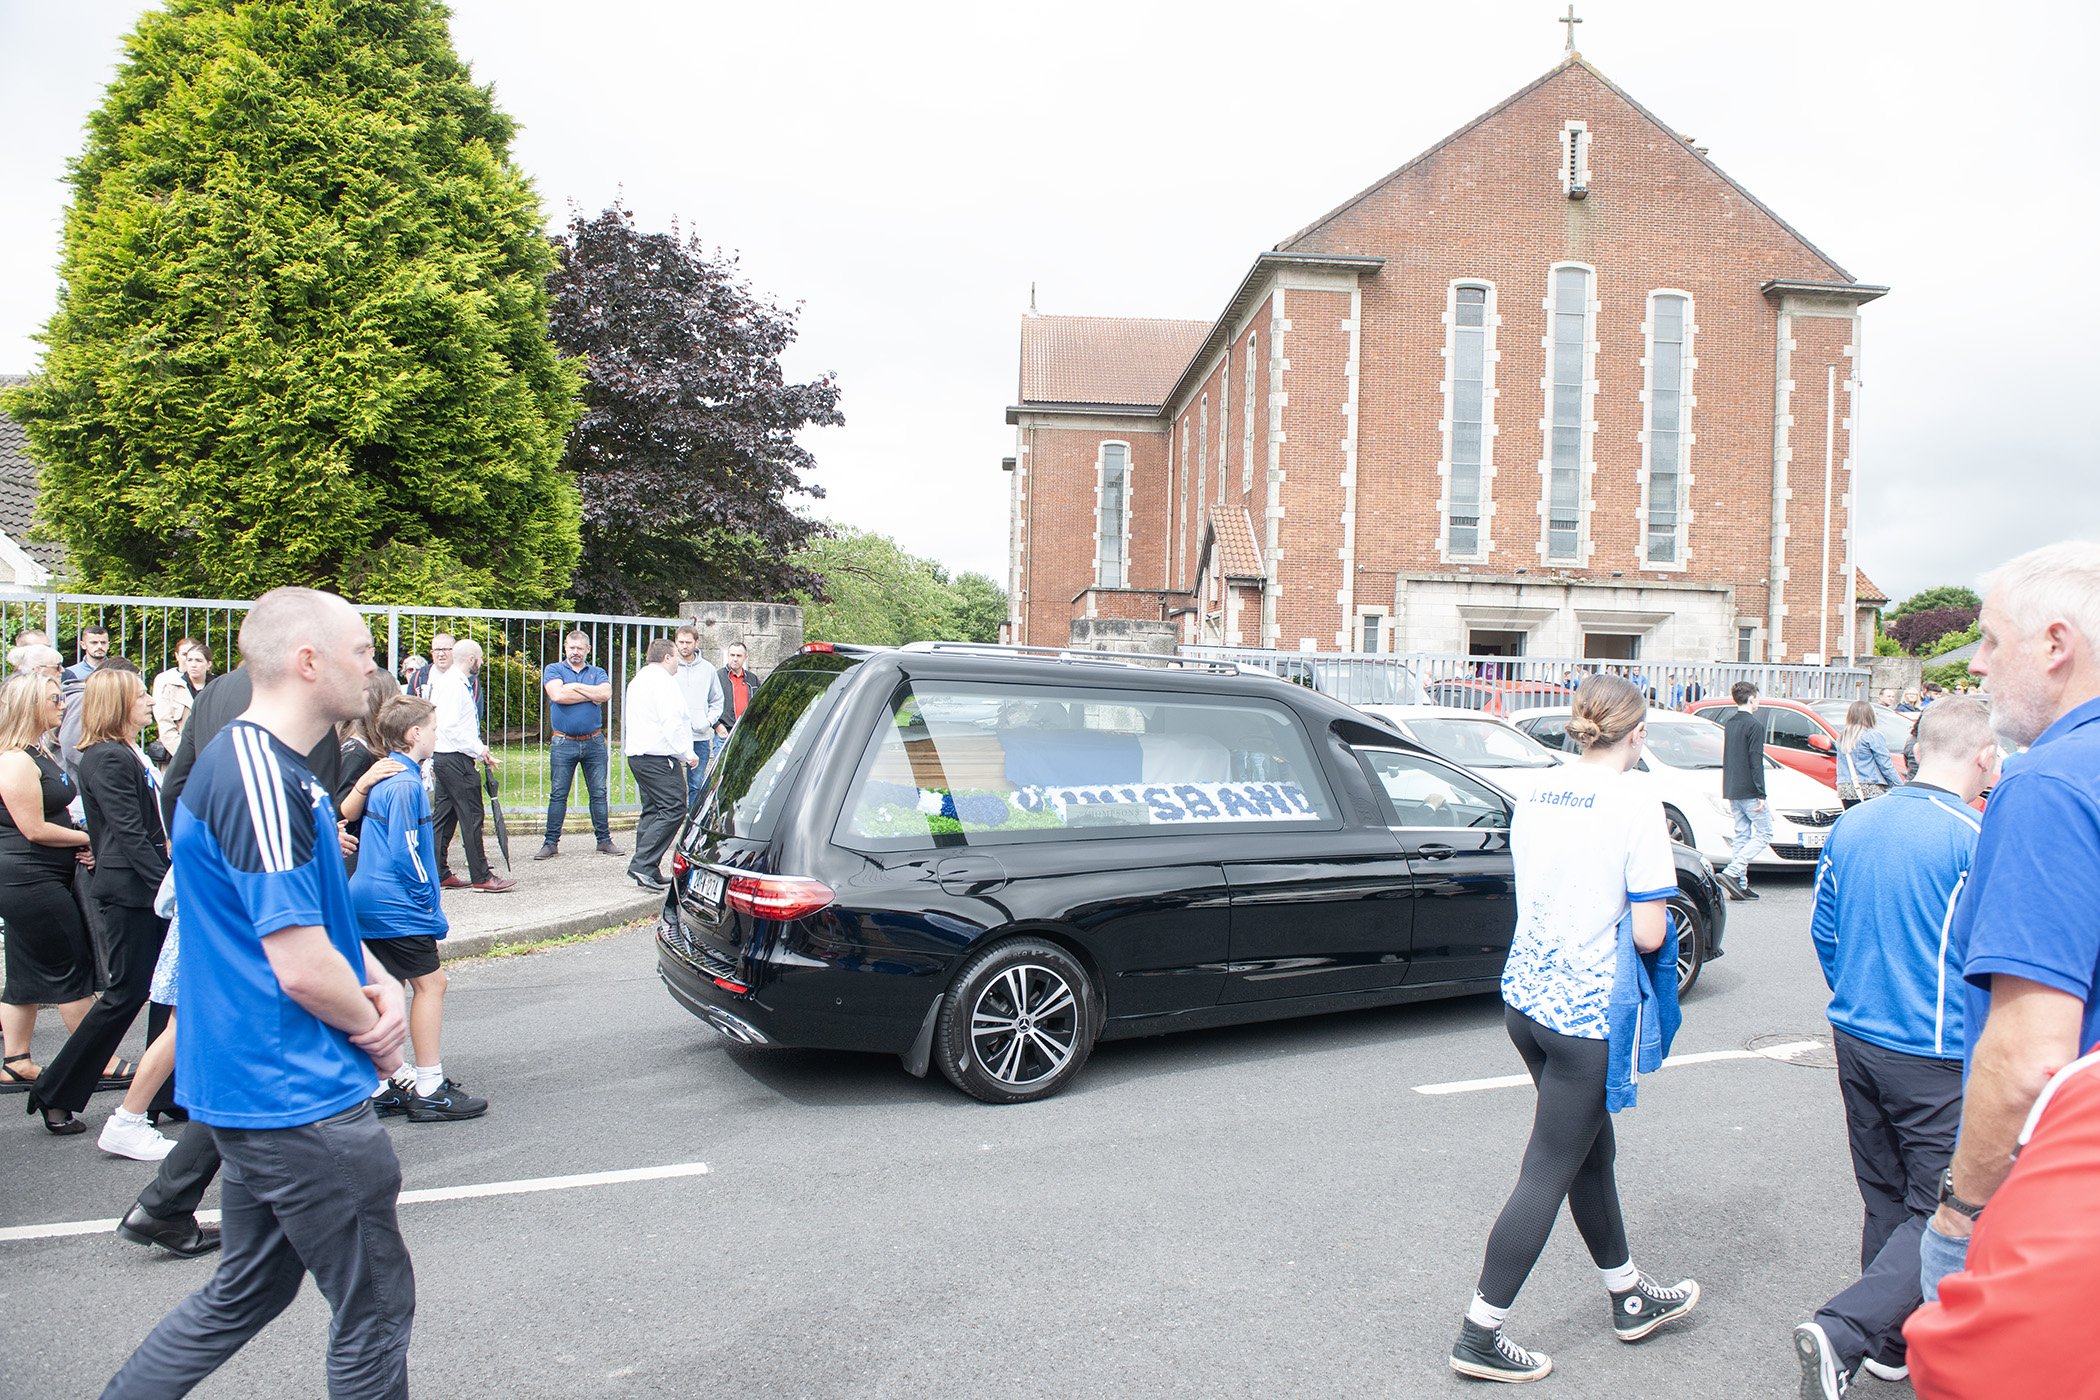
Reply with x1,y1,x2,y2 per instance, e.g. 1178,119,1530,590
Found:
624,664,694,758
432,666,484,758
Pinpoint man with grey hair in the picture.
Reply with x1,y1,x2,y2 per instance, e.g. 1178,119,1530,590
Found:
102,587,414,1399
431,637,511,893
1793,699,2000,1397
1912,540,2100,1310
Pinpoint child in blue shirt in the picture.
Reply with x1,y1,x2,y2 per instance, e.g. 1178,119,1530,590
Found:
350,695,488,1123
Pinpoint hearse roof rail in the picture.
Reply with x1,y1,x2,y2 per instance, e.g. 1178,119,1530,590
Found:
897,641,1246,676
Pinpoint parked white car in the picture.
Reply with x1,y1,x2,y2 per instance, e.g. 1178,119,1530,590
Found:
1508,706,1845,869
1355,704,1571,803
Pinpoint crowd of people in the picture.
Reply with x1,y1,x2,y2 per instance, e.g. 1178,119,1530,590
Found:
2,543,2091,1398
1450,539,2100,1400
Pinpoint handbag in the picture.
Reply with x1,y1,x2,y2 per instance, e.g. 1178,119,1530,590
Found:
1836,745,1886,805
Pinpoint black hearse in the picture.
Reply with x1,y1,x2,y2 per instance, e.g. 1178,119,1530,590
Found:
658,644,1725,1103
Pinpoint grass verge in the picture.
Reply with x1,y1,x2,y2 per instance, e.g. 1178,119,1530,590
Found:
476,917,652,961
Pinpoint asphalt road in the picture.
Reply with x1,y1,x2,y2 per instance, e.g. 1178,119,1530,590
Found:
0,869,1916,1400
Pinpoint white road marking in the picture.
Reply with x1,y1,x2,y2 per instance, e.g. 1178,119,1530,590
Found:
1413,1039,1825,1096
0,1160,710,1245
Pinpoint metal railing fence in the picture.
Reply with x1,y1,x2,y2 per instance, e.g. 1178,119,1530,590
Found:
1179,645,1872,714
0,590,687,826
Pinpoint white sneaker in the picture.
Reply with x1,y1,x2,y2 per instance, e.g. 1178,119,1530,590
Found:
98,1113,175,1162
1860,1357,1909,1382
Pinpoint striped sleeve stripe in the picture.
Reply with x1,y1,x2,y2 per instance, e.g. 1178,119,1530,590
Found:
229,726,296,873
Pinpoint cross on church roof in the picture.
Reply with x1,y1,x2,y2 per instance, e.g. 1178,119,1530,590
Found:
1559,4,1582,52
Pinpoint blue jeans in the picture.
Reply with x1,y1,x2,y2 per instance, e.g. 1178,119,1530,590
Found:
1919,1219,1970,1303
1724,797,1773,881
686,735,722,806
544,733,610,844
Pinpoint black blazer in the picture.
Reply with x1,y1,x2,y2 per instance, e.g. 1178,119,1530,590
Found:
78,741,170,908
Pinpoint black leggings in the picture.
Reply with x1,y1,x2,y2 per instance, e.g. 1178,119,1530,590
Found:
1476,1007,1631,1308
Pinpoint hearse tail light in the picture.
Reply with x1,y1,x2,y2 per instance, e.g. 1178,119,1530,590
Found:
801,642,835,653
724,874,835,921
670,851,689,878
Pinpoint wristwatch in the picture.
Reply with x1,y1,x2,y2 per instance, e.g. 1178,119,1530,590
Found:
1938,1166,1986,1221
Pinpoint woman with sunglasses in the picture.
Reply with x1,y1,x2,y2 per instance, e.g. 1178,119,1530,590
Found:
0,672,101,1118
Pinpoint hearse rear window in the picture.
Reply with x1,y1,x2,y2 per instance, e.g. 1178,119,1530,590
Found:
838,681,1337,849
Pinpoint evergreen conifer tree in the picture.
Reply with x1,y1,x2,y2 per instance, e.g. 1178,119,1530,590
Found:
5,0,581,606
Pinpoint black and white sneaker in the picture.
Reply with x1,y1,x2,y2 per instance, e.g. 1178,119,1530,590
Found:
1612,1273,1700,1341
1794,1321,1851,1398
406,1078,488,1123
1860,1354,1907,1382
370,1081,413,1118
1449,1319,1552,1383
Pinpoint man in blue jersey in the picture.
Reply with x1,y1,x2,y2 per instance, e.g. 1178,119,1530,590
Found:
1917,541,2100,1311
103,588,413,1400
1793,699,2000,1400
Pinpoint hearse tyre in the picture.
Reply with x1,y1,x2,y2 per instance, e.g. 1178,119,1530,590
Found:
935,937,1101,1104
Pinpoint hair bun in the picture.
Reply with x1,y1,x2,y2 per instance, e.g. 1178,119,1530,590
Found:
1565,717,1603,745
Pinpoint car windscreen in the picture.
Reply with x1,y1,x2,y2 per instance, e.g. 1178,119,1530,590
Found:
1406,717,1560,769
1642,720,1727,769
836,680,1338,850
698,654,859,842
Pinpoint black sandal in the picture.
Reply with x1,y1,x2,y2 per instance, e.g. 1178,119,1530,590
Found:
0,1052,35,1095
96,1058,138,1092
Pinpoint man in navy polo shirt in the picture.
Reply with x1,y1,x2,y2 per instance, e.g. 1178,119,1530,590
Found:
535,629,618,859
103,588,413,1400
1915,540,2100,1310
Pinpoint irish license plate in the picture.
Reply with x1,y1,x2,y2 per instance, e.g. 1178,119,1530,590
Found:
1798,829,1826,849
696,870,726,906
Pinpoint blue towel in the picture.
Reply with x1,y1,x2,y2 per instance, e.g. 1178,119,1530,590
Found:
1605,908,1682,1112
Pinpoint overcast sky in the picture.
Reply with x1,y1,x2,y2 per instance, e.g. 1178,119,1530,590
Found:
2,1,2094,605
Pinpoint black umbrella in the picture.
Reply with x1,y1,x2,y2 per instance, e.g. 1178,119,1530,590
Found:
482,764,512,872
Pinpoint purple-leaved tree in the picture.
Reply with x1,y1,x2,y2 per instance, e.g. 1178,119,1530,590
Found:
548,201,843,614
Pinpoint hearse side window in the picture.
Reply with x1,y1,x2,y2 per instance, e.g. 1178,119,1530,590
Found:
838,681,1338,850
1357,749,1511,829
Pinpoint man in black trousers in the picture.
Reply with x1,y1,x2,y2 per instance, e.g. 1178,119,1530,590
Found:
430,637,512,893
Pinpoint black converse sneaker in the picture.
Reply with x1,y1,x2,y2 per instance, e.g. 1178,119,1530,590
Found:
1611,1272,1701,1341
1794,1321,1852,1398
1449,1319,1552,1383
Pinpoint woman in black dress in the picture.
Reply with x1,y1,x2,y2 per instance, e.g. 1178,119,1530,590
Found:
30,668,171,1136
0,672,100,1113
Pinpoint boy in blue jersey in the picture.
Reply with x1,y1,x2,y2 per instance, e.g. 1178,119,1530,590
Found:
103,588,414,1400
352,695,487,1123
1793,699,2001,1399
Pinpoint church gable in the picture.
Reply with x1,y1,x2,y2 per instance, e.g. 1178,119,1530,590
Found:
1279,57,1854,284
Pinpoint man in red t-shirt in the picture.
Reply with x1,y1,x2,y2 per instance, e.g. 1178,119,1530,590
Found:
1905,1046,2100,1398
713,643,762,747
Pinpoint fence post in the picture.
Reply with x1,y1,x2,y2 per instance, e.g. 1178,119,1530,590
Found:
386,609,399,672
43,593,56,638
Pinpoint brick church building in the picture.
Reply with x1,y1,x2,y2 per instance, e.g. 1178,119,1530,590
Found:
1003,50,1884,664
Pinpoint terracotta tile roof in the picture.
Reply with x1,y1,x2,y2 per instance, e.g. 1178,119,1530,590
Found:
1017,315,1211,409
1853,568,1888,605
0,376,65,578
1208,507,1265,581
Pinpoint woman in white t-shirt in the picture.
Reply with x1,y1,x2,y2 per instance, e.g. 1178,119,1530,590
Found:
1449,674,1702,1384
